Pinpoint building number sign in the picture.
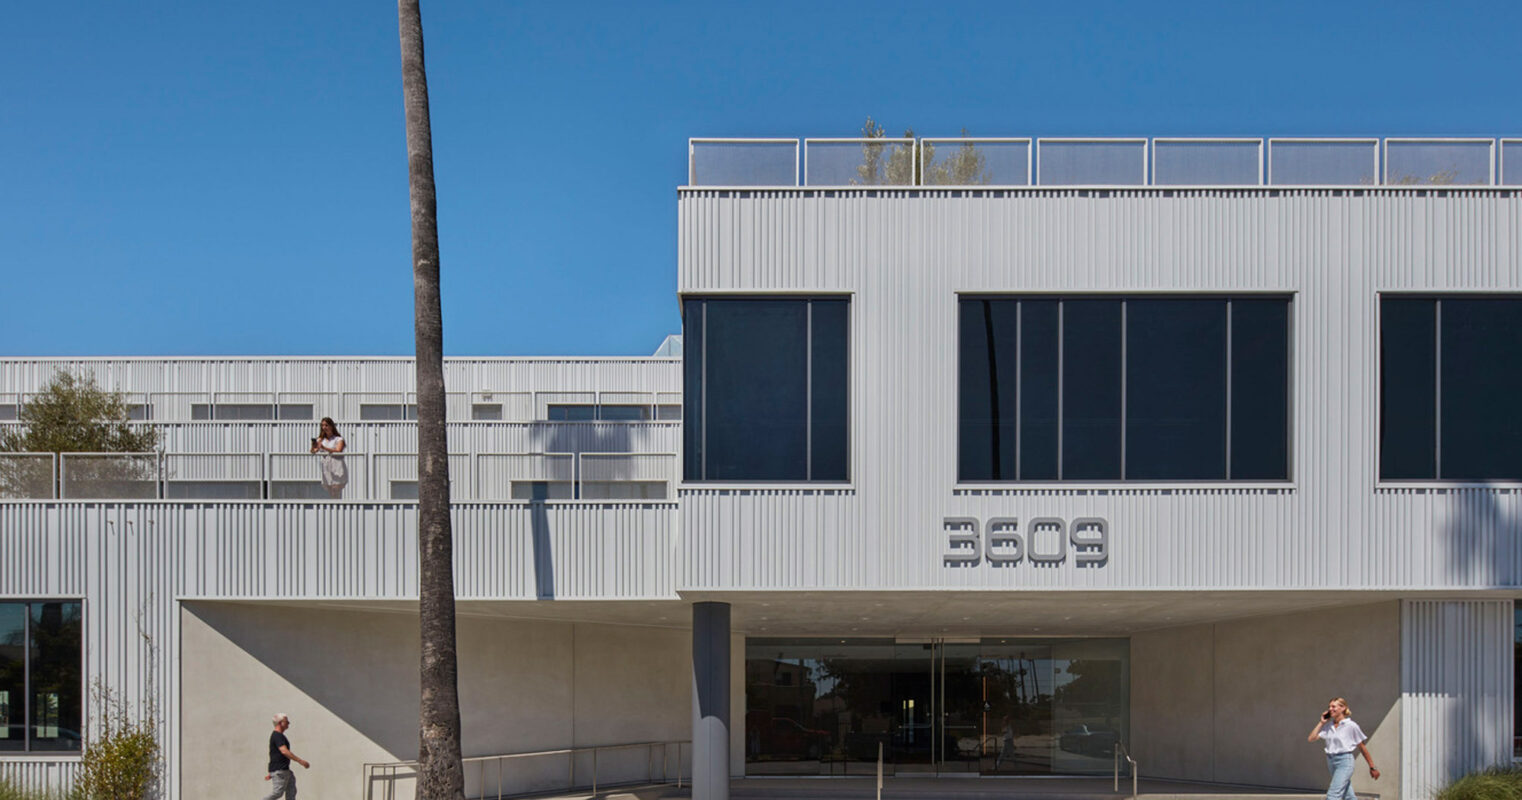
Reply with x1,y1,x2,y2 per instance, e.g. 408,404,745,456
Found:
943,516,1108,568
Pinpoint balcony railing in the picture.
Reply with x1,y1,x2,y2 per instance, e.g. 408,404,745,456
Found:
688,136,1522,188
0,451,678,502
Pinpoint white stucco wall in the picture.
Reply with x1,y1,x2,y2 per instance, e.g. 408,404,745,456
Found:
179,602,692,799
1132,600,1401,798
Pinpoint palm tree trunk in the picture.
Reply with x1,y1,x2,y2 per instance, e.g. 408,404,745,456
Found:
397,2,465,798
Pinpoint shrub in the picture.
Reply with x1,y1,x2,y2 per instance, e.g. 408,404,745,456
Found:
0,778,70,800
74,683,160,800
1435,766,1522,800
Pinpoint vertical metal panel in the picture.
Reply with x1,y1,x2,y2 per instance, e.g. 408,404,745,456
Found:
0,357,681,421
677,189,1522,591
0,760,80,793
0,499,676,798
1401,599,1514,800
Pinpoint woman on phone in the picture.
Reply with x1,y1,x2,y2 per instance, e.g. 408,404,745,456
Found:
310,417,348,498
1308,697,1379,800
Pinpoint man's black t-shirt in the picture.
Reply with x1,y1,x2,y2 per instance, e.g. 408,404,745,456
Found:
269,731,291,772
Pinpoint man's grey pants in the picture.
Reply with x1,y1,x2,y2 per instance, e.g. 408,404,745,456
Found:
262,769,296,800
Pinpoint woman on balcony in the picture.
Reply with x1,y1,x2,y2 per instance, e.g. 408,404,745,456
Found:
310,417,348,498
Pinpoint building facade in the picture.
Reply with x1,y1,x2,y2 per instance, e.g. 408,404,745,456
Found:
1,136,1520,800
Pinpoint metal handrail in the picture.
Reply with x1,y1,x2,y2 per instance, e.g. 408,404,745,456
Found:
361,740,687,800
16,449,681,502
690,135,1522,188
1114,740,1138,799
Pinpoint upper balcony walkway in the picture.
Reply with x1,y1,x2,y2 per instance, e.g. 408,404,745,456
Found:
688,136,1522,188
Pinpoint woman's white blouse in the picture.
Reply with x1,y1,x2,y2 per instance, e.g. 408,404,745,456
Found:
1319,718,1368,754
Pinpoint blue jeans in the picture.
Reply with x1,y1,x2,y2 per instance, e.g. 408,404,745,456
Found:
1326,751,1355,800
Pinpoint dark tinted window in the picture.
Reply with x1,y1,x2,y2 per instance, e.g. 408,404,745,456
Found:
0,601,83,752
960,296,1291,482
957,300,1018,481
1126,300,1226,479
1063,300,1123,480
0,604,23,752
1380,297,1522,481
1441,299,1522,479
360,404,416,421
683,300,705,479
1020,301,1061,480
809,300,851,481
599,405,650,422
685,298,850,481
1232,300,1291,480
1379,299,1437,479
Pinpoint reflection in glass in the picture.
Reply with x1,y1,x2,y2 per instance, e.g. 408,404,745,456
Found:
1062,301,1123,480
1379,298,1437,479
1126,300,1226,479
684,298,850,481
959,297,1289,482
1441,299,1522,480
0,605,23,752
745,638,1128,776
29,603,82,752
0,602,82,752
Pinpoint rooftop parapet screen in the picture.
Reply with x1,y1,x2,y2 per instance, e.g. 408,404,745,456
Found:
1037,139,1147,185
919,138,1031,185
1268,139,1378,185
1504,140,1522,185
805,138,917,186
685,136,1522,188
1153,139,1262,186
1384,139,1493,185
689,139,798,186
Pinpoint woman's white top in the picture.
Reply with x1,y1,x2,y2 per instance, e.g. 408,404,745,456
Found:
317,437,348,488
1319,718,1367,755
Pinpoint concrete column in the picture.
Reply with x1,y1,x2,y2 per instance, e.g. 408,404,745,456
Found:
691,602,730,800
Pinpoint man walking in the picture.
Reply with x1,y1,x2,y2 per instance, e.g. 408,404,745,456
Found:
263,713,310,799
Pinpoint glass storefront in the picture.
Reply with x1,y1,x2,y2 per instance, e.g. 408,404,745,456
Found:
745,637,1129,776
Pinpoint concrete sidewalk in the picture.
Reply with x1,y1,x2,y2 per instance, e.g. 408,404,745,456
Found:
514,776,1371,800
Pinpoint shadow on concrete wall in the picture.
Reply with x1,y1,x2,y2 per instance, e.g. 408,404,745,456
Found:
1427,487,1519,793
186,601,423,761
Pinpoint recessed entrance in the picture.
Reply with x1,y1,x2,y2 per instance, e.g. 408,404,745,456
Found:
745,637,1130,776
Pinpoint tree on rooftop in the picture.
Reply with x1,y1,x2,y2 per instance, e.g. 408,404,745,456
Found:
853,117,990,186
397,1,466,798
0,371,159,498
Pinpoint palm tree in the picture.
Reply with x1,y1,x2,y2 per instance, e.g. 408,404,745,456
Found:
397,1,465,798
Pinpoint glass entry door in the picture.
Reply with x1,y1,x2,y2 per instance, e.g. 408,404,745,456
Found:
889,640,980,774
744,637,1128,776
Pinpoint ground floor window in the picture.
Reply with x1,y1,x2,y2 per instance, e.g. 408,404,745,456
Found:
1514,601,1520,759
0,601,83,752
745,637,1128,776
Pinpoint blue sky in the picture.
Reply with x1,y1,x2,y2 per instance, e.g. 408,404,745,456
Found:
4,1,1520,356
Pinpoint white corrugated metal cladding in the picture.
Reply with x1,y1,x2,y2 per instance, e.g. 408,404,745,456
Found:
677,189,1522,592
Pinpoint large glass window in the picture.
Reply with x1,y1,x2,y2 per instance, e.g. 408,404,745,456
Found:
959,296,1290,481
0,601,83,752
1381,297,1522,480
683,298,849,481
745,637,1129,776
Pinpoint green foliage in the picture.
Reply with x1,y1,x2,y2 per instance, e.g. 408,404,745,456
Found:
0,777,73,800
0,372,157,455
1434,766,1522,800
0,372,158,498
853,117,990,186
74,683,160,800
1388,169,1463,186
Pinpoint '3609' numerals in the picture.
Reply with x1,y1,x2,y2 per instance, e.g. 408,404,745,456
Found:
942,516,1108,568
